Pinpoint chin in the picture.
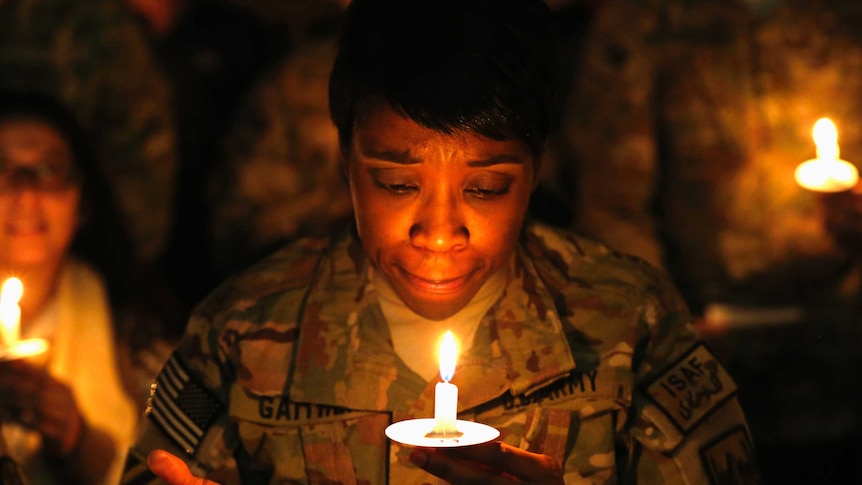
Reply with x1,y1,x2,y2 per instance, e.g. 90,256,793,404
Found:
6,250,54,269
405,297,471,321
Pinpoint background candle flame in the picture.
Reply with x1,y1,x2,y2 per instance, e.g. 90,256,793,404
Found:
0,277,23,346
438,330,457,382
795,117,859,192
813,118,840,160
1,277,23,305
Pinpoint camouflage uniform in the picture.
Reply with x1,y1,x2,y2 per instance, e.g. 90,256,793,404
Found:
123,222,758,484
209,36,353,274
560,0,862,311
0,0,177,262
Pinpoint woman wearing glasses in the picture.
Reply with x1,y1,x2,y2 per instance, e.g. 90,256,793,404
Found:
0,92,181,485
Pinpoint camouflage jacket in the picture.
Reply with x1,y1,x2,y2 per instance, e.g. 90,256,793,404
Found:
0,0,177,262
560,0,862,310
123,222,758,484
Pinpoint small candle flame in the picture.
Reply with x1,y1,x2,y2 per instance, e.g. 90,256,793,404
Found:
438,330,457,382
813,118,840,160
0,277,23,346
1,278,23,305
795,118,859,192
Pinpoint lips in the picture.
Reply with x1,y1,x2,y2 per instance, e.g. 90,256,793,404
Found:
397,266,481,294
6,220,46,236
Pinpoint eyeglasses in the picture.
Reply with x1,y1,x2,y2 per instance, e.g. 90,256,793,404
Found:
0,162,81,192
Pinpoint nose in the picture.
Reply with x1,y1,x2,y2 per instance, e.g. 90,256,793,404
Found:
9,184,40,208
409,189,469,252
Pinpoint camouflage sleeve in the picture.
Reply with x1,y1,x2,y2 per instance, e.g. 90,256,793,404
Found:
623,270,761,484
68,2,177,262
208,39,352,272
120,240,330,484
561,0,664,269
120,308,240,484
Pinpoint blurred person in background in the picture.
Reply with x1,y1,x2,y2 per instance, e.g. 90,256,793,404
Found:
0,91,183,485
209,31,353,278
207,0,352,277
125,0,279,306
556,0,862,482
559,0,862,315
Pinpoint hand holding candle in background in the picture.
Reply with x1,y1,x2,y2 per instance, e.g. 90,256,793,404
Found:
795,118,860,192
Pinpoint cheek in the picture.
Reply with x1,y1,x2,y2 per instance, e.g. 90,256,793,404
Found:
47,194,79,245
468,192,531,255
355,196,409,250
471,208,522,251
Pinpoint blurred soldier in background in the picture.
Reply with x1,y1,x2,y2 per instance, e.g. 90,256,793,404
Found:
559,0,862,315
208,0,353,275
557,1,862,482
126,0,279,305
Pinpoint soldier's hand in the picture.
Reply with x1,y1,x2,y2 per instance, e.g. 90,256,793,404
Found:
147,450,221,485
0,360,83,457
409,441,564,484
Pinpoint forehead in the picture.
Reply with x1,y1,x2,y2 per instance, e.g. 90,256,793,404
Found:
353,103,534,163
0,118,72,158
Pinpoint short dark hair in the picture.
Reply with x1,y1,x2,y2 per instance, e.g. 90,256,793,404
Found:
329,0,558,158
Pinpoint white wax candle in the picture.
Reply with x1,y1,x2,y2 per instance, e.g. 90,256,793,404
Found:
434,381,458,433
429,331,462,437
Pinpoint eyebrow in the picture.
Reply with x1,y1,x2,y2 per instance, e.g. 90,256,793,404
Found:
466,154,525,167
362,148,420,164
361,149,525,167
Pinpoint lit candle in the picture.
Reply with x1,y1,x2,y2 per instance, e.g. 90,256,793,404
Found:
0,277,48,360
427,330,463,438
0,277,23,346
795,118,860,192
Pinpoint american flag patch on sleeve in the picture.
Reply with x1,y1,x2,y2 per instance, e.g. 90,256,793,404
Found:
148,354,224,455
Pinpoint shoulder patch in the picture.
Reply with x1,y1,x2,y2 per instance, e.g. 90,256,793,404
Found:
699,425,761,485
147,354,224,455
644,342,737,433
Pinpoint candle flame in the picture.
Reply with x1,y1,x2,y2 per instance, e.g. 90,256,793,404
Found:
813,118,839,160
438,330,458,382
795,118,859,192
0,277,22,346
1,277,23,305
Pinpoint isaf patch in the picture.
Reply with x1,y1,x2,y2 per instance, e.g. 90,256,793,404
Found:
148,354,224,455
645,343,737,433
700,426,760,485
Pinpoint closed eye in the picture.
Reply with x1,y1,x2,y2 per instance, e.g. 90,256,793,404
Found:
465,186,511,199
373,178,418,195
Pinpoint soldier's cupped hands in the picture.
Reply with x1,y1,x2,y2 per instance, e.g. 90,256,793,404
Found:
409,441,565,484
147,449,220,485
